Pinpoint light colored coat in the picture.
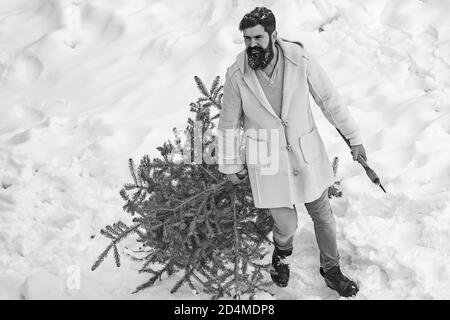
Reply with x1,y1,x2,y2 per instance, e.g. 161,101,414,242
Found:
217,37,363,208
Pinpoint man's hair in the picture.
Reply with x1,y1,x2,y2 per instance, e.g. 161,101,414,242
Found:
238,7,276,36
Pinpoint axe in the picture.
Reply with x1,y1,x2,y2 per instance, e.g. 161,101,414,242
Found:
337,129,387,193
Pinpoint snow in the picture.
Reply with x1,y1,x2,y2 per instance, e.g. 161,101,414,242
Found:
0,0,449,300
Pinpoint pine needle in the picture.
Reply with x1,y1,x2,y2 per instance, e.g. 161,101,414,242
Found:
129,158,138,186
210,76,220,95
194,76,210,97
91,244,114,271
113,244,121,267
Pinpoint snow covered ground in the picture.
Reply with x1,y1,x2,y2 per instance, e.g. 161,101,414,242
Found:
0,0,449,300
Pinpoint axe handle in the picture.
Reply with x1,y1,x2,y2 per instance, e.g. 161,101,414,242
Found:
336,129,369,167
356,154,369,168
336,129,386,192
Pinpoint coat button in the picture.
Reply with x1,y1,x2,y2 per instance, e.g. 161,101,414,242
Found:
286,144,292,151
293,168,300,176
281,119,288,126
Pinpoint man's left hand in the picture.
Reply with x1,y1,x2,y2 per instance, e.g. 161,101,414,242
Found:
350,144,367,162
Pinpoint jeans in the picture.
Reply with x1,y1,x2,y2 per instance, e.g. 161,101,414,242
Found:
269,188,340,272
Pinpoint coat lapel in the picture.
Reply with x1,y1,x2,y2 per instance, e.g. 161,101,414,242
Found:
277,38,300,120
236,38,302,121
237,51,279,119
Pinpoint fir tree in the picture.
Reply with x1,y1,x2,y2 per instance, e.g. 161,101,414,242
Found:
92,76,274,299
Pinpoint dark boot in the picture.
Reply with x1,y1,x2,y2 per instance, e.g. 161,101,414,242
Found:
270,247,292,287
320,266,359,297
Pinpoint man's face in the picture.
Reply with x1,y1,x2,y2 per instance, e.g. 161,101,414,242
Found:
243,24,276,70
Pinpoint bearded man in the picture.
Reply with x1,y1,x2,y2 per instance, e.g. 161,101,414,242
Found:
217,7,366,298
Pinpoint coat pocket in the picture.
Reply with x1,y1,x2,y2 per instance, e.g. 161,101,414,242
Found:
298,127,321,164
245,135,270,168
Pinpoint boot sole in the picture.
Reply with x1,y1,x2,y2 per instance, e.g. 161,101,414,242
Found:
271,274,288,287
323,279,358,297
274,281,288,288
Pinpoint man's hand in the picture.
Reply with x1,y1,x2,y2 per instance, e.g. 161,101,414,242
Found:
227,168,248,184
350,144,367,162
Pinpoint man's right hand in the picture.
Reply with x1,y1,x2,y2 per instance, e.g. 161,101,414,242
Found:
227,168,248,184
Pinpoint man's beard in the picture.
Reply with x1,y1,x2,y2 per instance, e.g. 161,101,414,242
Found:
246,37,274,70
